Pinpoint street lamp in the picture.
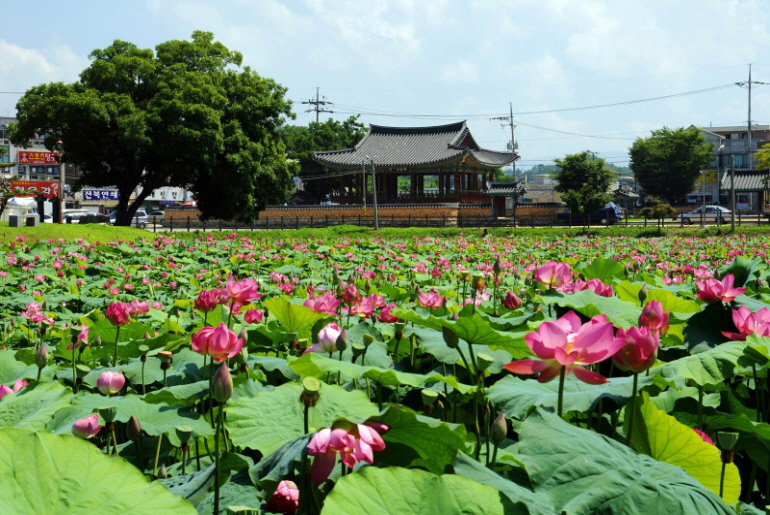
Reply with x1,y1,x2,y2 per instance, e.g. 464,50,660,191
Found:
731,154,736,231
55,140,64,224
716,143,724,226
700,171,706,227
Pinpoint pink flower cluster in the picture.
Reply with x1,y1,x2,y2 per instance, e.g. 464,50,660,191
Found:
191,323,244,362
0,378,27,400
723,306,770,340
307,421,389,485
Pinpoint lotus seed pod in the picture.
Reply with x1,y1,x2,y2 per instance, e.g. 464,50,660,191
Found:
99,405,118,423
363,334,375,347
421,389,439,406
300,376,321,408
351,342,366,357
476,353,495,372
717,431,739,451
175,424,194,444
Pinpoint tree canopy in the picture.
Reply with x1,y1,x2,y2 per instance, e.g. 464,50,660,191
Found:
10,31,297,225
552,151,614,219
279,116,366,199
629,127,714,204
754,143,770,170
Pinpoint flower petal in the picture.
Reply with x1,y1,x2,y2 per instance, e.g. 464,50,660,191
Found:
571,366,609,385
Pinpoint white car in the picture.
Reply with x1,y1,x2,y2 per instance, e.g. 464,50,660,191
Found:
677,206,732,225
108,209,149,228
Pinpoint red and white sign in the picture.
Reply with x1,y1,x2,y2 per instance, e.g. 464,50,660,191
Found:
18,151,58,164
11,180,60,199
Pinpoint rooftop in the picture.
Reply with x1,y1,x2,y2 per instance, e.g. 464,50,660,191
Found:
313,121,519,170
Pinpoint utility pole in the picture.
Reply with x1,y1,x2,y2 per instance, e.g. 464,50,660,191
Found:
731,154,736,231
737,64,768,170
491,103,518,180
301,87,334,123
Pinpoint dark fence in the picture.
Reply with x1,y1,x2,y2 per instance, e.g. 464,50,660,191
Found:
146,210,770,232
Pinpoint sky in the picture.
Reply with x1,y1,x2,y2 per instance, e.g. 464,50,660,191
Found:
2,0,770,171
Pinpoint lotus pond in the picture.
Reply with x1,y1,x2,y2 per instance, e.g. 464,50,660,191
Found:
2,231,770,514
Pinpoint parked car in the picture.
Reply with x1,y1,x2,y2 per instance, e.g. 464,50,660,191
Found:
676,206,732,225
148,210,165,217
63,210,93,223
556,202,623,225
108,209,149,228
42,214,53,223
78,213,111,224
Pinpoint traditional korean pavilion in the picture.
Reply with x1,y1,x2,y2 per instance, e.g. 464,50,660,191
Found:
312,121,519,204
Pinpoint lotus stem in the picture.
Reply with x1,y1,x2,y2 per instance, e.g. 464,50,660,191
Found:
697,384,704,429
719,461,726,498
557,366,566,417
153,433,163,477
72,344,77,393
112,427,120,456
195,438,201,472
489,443,499,470
626,373,638,449
304,404,310,434
114,326,121,366
214,403,223,514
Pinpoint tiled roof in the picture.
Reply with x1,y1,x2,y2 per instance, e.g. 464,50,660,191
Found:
313,121,519,170
720,170,770,191
486,182,523,195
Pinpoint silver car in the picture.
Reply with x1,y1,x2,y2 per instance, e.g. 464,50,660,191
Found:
677,206,732,225
108,209,149,228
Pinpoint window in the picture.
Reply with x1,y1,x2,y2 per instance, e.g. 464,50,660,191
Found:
0,145,8,163
0,125,6,140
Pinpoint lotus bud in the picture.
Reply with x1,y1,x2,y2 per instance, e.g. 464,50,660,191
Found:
451,312,458,321
35,343,48,370
415,285,422,295
364,279,372,293
300,376,321,408
476,353,495,372
493,258,502,275
158,463,168,479
234,347,249,370
144,332,151,340
491,411,507,444
638,284,648,304
442,326,459,349
394,322,406,341
72,414,101,439
239,327,249,345
363,334,375,347
211,363,233,403
335,329,348,352
99,405,118,423
332,270,340,283
127,416,142,441
336,281,346,297
95,336,102,347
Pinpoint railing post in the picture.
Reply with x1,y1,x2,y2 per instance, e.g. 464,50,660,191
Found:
187,216,191,232
296,216,299,230
477,214,480,228
266,217,269,229
153,217,157,233
358,214,361,226
342,214,345,225
569,212,572,228
531,213,535,227
739,211,742,226
326,214,329,227
310,215,313,228
219,218,223,231
251,220,254,231
408,215,411,227
170,216,173,231
443,214,447,227
202,219,206,232
280,217,284,230
459,213,463,228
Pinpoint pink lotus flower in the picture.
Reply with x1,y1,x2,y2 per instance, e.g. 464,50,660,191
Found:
694,428,714,445
417,290,446,310
244,308,264,324
97,371,125,395
105,302,131,326
0,378,27,400
723,306,770,340
191,323,245,362
504,311,625,384
695,274,746,304
67,325,90,350
378,303,399,323
342,284,360,306
194,290,219,313
307,422,388,485
534,261,572,287
304,295,339,315
612,326,659,373
304,322,343,354
225,276,261,305
502,291,522,310
638,301,669,335
128,300,149,315
265,480,299,515
72,414,102,439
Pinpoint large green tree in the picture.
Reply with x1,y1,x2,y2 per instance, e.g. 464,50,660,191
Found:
279,116,366,198
552,151,614,222
10,31,296,225
629,127,714,204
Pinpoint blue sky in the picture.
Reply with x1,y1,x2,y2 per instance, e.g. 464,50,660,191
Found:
2,0,769,170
